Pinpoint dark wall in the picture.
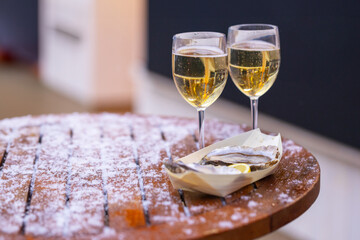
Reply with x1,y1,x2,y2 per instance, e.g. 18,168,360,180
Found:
148,0,360,149
0,0,38,62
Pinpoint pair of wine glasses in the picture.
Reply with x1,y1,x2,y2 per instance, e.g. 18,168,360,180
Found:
172,24,280,149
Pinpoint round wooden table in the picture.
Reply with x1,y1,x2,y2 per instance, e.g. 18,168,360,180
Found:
0,113,320,239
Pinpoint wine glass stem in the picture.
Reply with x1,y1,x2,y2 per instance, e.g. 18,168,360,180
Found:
250,98,259,129
197,109,205,149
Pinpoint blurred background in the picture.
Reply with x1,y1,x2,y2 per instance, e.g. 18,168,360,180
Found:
0,0,359,239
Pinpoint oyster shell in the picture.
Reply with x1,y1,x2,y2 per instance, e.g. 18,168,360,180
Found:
164,160,240,174
200,145,280,171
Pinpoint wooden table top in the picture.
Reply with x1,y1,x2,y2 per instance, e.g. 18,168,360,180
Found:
0,113,320,239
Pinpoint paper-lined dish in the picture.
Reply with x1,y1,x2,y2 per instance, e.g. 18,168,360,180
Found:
165,129,282,197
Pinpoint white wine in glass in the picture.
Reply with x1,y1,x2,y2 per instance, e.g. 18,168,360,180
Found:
172,32,228,148
228,24,280,129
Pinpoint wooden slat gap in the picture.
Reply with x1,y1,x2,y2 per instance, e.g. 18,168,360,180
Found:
20,130,43,235
159,126,191,217
99,126,109,227
0,130,11,174
129,124,151,226
0,149,7,173
191,131,199,150
220,197,227,206
63,128,74,237
178,189,191,217
65,129,73,205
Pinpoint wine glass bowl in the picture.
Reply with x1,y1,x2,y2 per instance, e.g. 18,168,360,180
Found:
172,32,228,148
227,24,280,129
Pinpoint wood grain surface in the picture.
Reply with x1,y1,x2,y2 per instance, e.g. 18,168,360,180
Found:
0,113,320,240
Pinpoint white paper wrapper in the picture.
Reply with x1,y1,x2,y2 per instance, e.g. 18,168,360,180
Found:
165,129,282,197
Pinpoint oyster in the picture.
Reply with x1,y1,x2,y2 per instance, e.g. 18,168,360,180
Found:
200,145,280,171
164,160,199,174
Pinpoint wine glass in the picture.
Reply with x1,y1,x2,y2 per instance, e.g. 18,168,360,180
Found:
172,32,228,148
227,24,280,129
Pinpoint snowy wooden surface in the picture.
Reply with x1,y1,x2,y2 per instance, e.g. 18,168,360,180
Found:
0,113,320,239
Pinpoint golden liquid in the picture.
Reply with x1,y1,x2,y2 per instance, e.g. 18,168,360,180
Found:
228,41,280,98
172,46,228,109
